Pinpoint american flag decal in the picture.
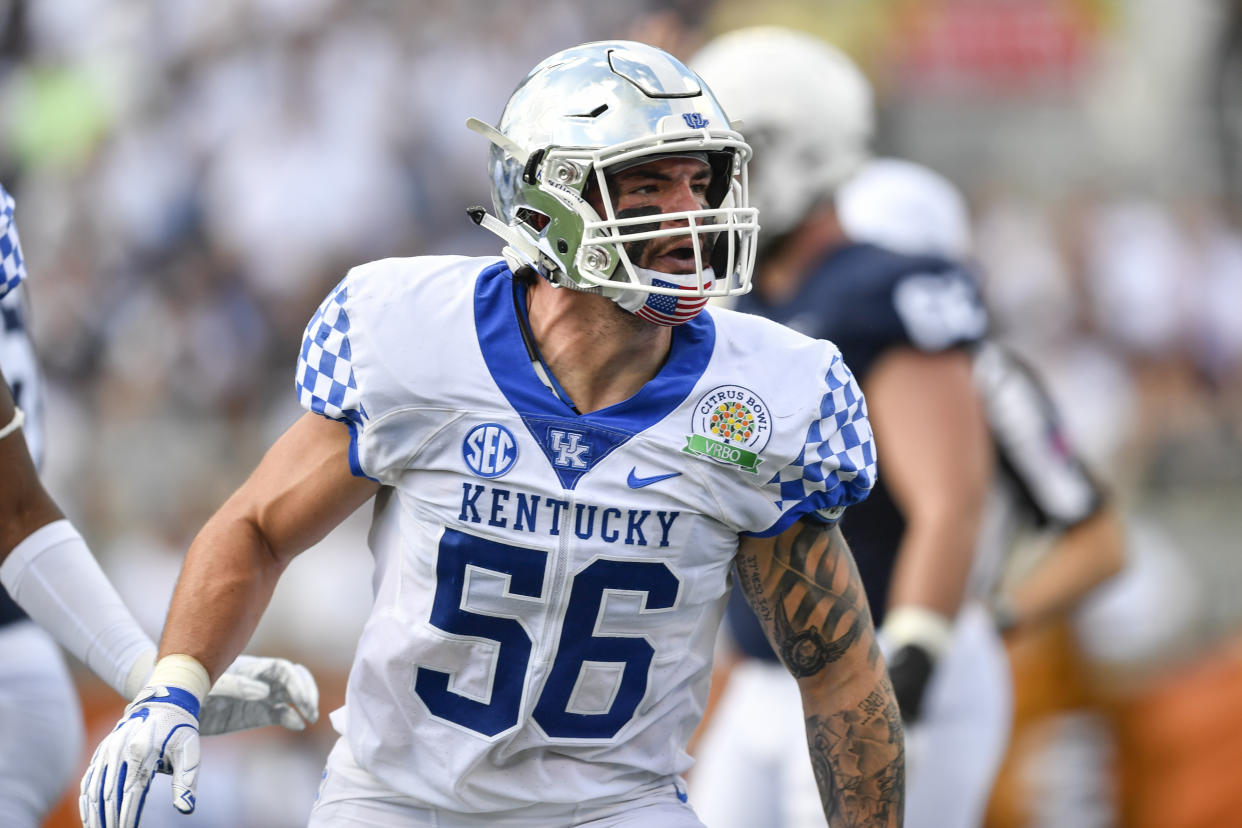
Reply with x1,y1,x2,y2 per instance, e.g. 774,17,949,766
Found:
635,277,712,326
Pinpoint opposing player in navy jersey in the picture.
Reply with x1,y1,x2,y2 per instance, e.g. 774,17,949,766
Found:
690,27,993,828
0,183,320,827
841,157,1127,825
691,27,1124,828
80,41,903,828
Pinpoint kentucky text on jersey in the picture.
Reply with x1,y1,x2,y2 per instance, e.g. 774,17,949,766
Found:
459,483,680,547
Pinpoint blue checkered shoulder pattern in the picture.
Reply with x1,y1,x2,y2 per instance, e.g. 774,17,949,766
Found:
0,185,27,299
768,355,876,515
296,278,367,426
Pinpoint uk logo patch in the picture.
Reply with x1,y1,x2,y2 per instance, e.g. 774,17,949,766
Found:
463,423,518,478
549,429,591,469
681,112,709,129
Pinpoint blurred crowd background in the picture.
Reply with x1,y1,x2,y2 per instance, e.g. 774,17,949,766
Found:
2,0,1241,826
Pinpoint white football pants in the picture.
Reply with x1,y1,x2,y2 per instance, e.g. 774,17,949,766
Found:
0,620,83,828
309,737,707,827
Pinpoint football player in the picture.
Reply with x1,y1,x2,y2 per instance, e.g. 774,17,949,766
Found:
80,41,904,828
0,183,320,828
690,28,1124,828
690,27,994,828
841,156,1127,825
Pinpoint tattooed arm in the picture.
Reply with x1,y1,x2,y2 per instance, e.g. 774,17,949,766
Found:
735,518,904,827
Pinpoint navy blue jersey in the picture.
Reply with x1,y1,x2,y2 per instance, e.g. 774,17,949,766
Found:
734,242,987,381
727,242,988,658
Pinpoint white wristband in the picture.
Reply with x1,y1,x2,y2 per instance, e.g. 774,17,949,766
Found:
146,654,212,704
0,405,24,440
880,606,955,662
0,519,157,699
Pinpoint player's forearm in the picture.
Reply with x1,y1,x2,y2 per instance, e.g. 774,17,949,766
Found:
0,386,63,558
1,520,158,697
1000,504,1126,631
1,377,159,697
159,510,287,683
886,512,979,617
159,414,378,680
801,659,905,826
736,521,904,824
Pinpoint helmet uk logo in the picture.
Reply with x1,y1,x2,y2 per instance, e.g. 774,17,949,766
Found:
463,423,518,478
681,112,710,129
683,385,771,472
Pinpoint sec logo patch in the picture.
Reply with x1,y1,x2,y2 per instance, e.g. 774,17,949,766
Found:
463,423,518,478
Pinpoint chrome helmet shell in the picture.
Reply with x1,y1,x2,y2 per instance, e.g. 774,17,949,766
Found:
470,41,758,315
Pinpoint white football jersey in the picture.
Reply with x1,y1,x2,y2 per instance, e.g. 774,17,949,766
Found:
0,184,25,301
295,256,877,813
0,184,43,466
0,287,43,466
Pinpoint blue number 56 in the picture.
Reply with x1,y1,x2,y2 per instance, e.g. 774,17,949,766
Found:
414,528,679,739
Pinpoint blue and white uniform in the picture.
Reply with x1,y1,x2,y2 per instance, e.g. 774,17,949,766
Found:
0,183,83,828
297,256,875,824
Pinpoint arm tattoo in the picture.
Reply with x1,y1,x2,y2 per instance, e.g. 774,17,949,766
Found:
736,521,904,826
806,674,905,827
735,520,880,677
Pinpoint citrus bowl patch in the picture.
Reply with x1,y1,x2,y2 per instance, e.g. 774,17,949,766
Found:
683,385,772,472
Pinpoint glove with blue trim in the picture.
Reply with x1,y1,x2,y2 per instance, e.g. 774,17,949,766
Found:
80,655,210,828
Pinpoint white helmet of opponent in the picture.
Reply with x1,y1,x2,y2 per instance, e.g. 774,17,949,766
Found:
468,40,759,320
837,158,973,260
691,26,875,240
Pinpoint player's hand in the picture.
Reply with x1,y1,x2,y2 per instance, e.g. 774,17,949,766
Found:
878,606,953,724
200,654,319,735
886,642,935,722
80,682,202,828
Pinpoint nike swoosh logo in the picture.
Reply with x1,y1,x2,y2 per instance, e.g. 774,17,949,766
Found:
627,468,682,488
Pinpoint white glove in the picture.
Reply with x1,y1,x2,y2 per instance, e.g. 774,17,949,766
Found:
80,656,209,828
201,654,319,735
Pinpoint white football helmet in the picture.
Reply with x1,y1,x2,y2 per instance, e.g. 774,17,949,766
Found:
691,26,875,240
837,157,973,259
468,41,759,320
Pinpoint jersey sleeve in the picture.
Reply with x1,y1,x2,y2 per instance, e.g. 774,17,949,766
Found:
295,257,481,485
296,274,376,478
297,276,366,424
747,350,877,537
1,185,28,299
889,264,988,352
